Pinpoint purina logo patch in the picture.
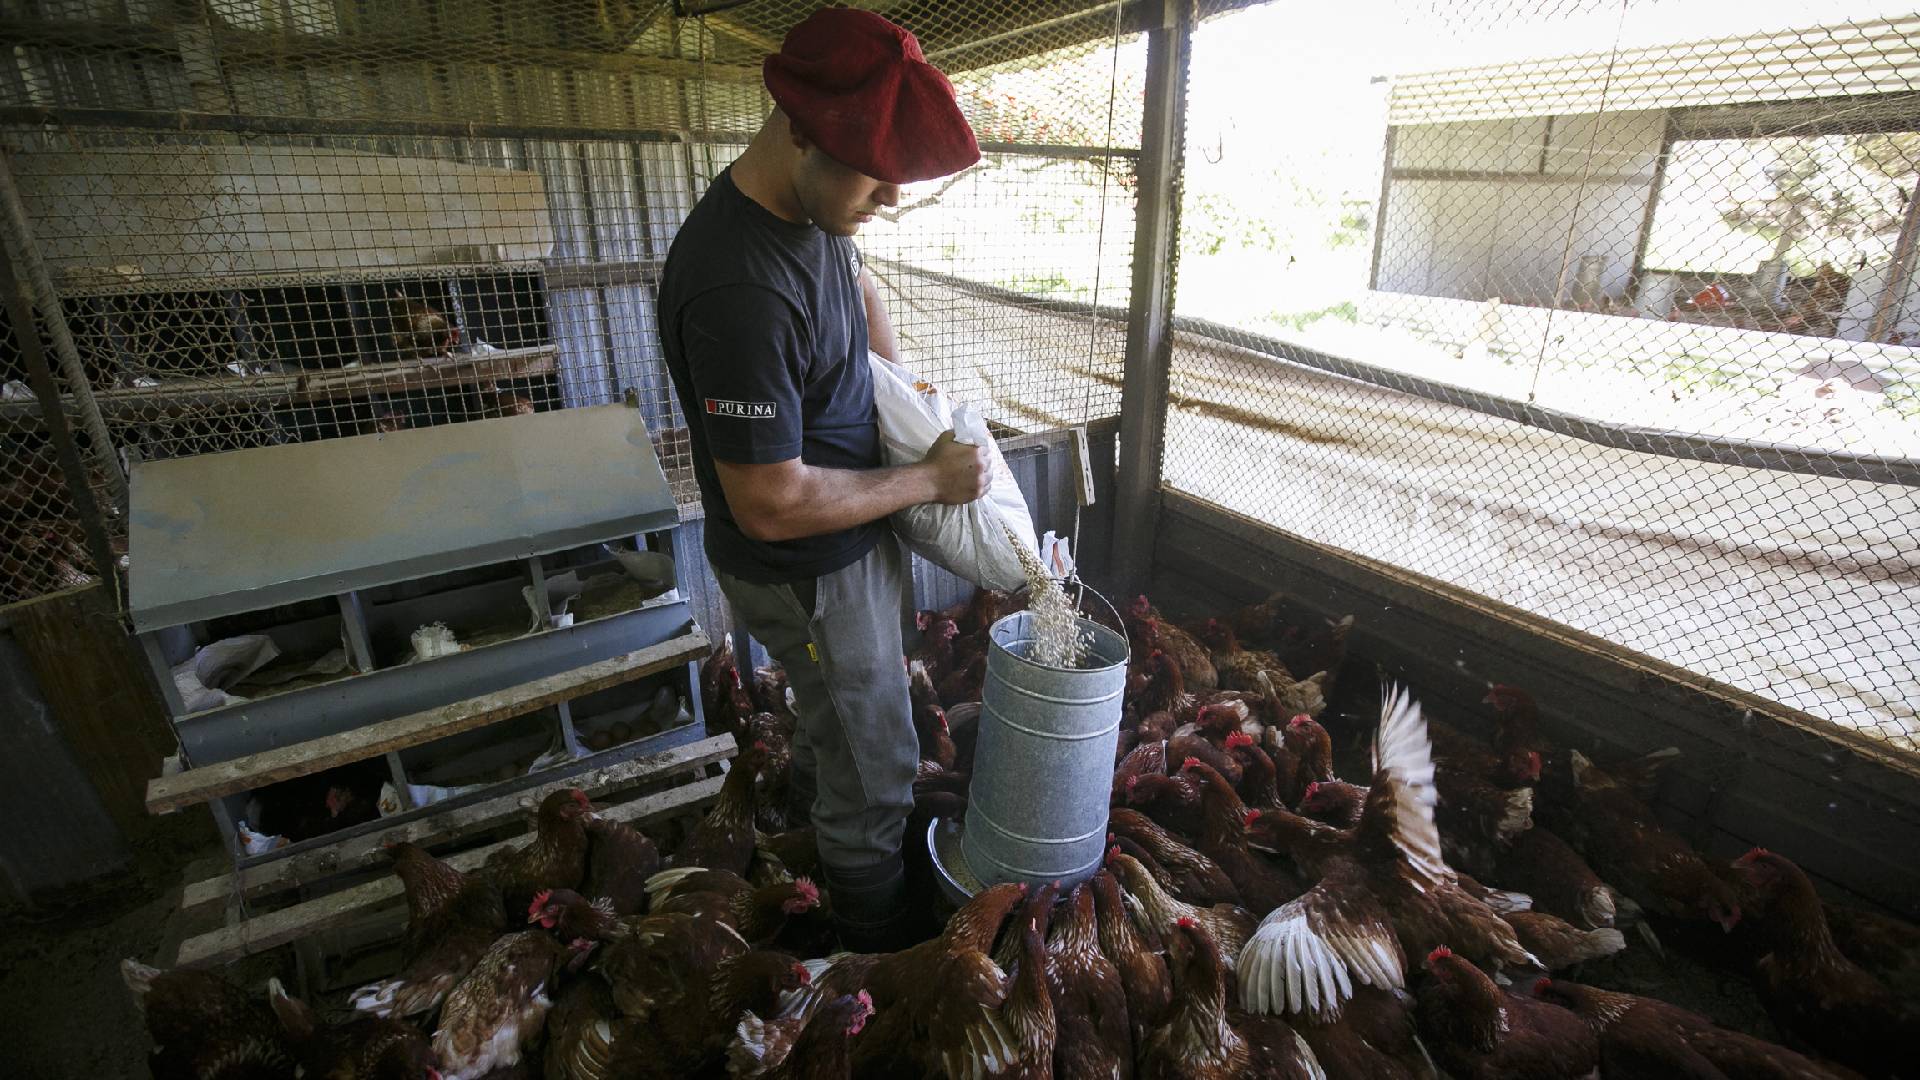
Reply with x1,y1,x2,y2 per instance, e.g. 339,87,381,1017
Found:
706,398,777,419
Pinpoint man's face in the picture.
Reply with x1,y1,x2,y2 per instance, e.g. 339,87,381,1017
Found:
793,145,901,236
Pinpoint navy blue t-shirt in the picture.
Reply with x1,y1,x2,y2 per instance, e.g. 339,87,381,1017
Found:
657,168,884,584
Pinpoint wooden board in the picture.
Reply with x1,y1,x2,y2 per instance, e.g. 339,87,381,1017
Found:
145,628,709,814
0,347,559,425
291,346,557,404
179,732,735,914
173,763,729,967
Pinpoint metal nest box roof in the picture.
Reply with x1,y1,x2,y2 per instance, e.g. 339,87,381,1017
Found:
126,404,680,632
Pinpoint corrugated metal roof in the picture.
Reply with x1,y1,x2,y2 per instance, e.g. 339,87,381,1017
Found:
1387,15,1920,125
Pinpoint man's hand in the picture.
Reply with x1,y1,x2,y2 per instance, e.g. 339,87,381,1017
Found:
710,432,990,542
923,430,990,505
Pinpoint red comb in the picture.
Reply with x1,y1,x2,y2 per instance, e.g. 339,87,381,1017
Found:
1225,731,1253,749
570,789,590,807
1427,945,1453,963
1177,916,1197,928
795,878,820,904
527,889,553,923
1289,714,1312,730
1180,756,1202,772
1242,808,1261,828
1126,775,1140,792
1304,781,1322,800
753,739,770,752
1106,845,1122,863
792,962,812,984
1531,978,1553,997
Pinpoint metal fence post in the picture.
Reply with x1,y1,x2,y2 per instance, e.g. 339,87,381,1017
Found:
0,238,119,607
0,147,127,509
1111,0,1192,596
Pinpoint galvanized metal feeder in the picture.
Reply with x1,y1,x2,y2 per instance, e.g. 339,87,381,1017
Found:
931,584,1129,904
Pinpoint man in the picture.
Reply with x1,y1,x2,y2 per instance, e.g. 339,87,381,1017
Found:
656,8,987,950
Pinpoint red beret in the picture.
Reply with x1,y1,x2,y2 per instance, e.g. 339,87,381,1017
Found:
763,7,980,185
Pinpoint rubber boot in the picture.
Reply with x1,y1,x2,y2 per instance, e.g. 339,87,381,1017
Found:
824,851,922,952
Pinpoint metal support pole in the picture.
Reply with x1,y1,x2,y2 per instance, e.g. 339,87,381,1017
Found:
0,148,128,509
555,699,587,759
1626,110,1677,309
1110,0,1193,596
1867,185,1920,345
0,238,120,603
335,591,377,673
1367,124,1397,292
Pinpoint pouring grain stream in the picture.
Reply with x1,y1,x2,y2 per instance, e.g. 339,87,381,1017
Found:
1007,524,1091,668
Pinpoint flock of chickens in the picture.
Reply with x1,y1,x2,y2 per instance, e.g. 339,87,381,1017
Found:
122,588,1917,1080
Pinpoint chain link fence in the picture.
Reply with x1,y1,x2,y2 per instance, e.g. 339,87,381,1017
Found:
0,0,1144,609
0,297,104,606
9,0,1910,762
1164,0,1919,751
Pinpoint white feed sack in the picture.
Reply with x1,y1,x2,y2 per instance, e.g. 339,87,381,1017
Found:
869,352,1038,592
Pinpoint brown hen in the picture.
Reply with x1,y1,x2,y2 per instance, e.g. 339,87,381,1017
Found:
481,788,597,916
1109,805,1242,907
1091,867,1172,1054
670,742,769,875
1139,916,1323,1080
350,845,505,1019
1537,976,1851,1080
122,959,296,1080
1734,847,1918,1079
1238,687,1538,1020
267,977,435,1080
1414,946,1597,1080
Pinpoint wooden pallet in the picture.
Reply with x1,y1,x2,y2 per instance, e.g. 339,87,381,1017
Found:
172,731,736,968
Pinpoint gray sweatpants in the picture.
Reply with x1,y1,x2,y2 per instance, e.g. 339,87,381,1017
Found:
714,537,918,871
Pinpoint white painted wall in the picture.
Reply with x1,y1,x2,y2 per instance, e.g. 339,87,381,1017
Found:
1375,110,1667,307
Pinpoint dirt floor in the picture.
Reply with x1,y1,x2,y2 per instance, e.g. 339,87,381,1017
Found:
0,811,282,1079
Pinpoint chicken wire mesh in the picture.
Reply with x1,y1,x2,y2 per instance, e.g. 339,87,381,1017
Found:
1164,0,1920,752
0,0,1145,608
0,300,106,605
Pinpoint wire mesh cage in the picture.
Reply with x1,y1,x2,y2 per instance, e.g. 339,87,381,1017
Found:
4,0,1913,771
1163,1,1919,754
0,300,105,605
0,0,1146,609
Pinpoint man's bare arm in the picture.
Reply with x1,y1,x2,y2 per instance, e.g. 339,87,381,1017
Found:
860,268,901,363
715,431,986,543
